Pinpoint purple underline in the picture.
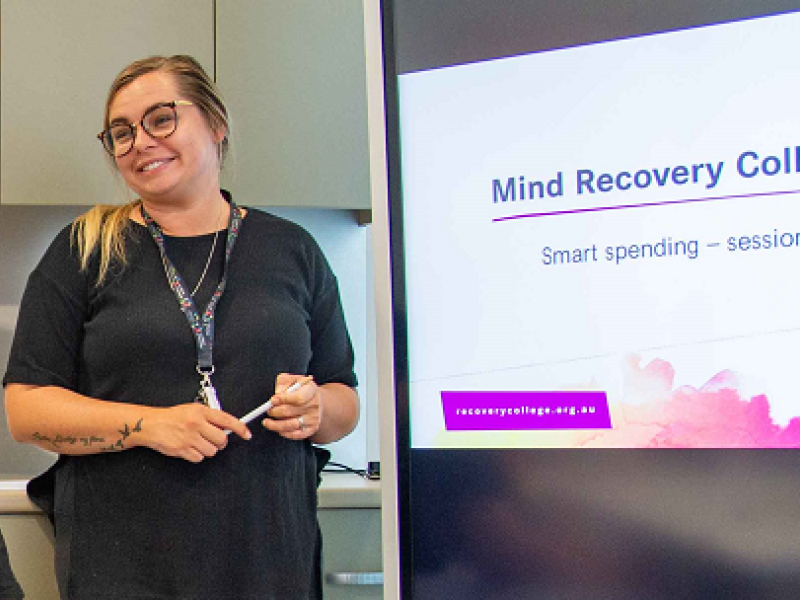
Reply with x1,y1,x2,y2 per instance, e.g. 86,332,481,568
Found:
492,188,800,222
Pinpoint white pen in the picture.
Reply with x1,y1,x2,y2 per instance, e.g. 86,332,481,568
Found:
226,377,310,435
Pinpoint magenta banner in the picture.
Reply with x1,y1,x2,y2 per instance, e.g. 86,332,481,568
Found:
441,391,611,431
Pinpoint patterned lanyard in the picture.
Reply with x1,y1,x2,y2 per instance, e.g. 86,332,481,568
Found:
141,199,243,409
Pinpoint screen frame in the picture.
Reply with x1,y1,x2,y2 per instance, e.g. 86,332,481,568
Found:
376,2,800,598
379,1,415,596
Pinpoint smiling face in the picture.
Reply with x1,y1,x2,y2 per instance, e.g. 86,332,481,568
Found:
107,71,225,206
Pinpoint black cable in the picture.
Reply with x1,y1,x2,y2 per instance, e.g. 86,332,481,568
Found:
323,461,368,478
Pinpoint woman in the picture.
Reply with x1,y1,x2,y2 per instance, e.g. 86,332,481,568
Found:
3,55,359,599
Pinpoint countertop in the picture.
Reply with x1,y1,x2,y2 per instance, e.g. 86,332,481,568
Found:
0,472,381,514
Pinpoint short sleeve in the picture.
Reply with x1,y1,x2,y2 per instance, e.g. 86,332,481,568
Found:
2,226,89,391
304,236,358,389
308,278,358,388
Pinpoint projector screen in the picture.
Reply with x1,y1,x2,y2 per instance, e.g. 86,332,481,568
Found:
381,0,800,598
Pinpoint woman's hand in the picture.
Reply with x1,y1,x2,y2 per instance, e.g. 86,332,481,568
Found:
4,384,250,462
260,374,321,441
144,403,252,463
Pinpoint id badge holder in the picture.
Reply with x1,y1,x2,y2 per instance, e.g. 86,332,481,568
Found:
197,366,221,410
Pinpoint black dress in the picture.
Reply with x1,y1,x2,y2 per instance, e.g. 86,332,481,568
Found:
3,197,357,599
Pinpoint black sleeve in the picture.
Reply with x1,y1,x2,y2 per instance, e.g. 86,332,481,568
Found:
304,233,358,389
308,279,358,388
2,226,89,391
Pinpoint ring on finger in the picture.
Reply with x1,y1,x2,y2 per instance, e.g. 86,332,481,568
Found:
298,415,306,431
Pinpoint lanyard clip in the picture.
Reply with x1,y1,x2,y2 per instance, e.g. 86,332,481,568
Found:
197,366,221,410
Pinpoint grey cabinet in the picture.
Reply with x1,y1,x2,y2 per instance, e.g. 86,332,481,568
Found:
0,512,59,600
1,1,371,209
0,0,214,205
216,0,371,209
319,508,383,600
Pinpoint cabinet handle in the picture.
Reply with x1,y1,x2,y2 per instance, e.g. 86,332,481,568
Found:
325,572,384,586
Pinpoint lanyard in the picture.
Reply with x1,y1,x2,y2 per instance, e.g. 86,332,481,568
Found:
141,198,243,409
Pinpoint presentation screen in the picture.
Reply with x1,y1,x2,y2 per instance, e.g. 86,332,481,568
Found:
382,0,800,598
396,7,800,451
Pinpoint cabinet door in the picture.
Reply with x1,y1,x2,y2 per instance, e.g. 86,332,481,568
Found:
0,514,59,600
0,0,214,205
216,0,371,209
319,508,383,600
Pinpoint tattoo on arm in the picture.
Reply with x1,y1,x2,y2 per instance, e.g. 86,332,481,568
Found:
32,432,80,447
32,418,144,453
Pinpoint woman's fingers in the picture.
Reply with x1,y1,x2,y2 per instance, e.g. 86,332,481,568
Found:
261,389,320,440
151,403,251,462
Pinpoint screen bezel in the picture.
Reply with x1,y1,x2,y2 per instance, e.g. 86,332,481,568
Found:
379,1,415,596
378,2,800,597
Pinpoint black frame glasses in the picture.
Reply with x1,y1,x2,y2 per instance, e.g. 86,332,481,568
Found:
97,100,194,158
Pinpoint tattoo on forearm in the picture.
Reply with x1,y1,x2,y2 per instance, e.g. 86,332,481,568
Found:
32,418,143,452
32,432,82,447
99,418,144,451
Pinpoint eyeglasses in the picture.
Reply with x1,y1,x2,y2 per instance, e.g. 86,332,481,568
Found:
97,100,194,158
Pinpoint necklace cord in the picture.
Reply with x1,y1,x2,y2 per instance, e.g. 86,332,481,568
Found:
190,228,220,296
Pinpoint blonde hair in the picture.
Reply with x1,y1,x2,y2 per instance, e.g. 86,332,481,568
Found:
73,55,230,284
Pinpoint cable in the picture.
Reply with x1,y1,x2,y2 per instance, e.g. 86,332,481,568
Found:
323,461,368,478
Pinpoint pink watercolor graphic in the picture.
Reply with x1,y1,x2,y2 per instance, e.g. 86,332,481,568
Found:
577,355,800,448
